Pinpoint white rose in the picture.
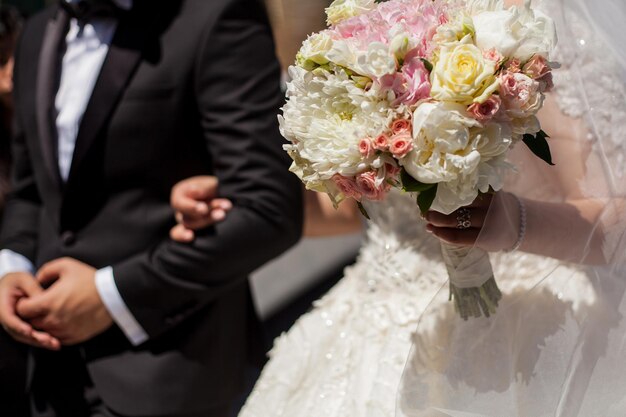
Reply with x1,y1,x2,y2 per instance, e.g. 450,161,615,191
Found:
297,32,334,67
430,35,498,104
473,0,557,61
401,102,482,185
401,103,513,214
325,0,376,26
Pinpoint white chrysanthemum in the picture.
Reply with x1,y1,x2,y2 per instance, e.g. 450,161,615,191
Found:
400,102,513,214
281,66,394,198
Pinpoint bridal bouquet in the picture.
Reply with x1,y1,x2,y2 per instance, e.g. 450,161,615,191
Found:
281,0,557,319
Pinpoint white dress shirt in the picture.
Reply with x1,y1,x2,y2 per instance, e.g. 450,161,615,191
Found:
0,0,148,345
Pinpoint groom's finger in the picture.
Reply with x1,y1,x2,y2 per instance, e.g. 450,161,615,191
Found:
16,293,52,319
36,258,67,286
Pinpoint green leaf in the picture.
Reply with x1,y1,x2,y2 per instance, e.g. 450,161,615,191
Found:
401,169,435,192
417,184,438,214
357,201,370,220
523,129,554,166
420,58,433,72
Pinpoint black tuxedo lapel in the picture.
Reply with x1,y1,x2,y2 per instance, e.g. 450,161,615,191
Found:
35,7,68,189
66,16,144,183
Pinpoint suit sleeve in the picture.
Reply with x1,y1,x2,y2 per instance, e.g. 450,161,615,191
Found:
111,0,303,341
0,23,42,264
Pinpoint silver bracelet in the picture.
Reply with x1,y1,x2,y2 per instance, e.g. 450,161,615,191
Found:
506,194,526,253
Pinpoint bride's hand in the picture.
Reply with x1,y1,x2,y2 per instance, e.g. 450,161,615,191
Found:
424,192,522,252
169,176,233,242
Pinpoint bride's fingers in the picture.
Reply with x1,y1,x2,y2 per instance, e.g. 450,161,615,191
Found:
170,224,195,242
425,224,481,247
425,209,488,229
210,198,232,211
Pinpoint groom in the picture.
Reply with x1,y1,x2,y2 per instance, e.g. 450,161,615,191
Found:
0,0,302,415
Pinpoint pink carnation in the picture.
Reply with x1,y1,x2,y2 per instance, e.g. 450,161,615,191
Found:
389,132,414,158
356,171,386,201
333,174,362,201
401,52,431,105
467,95,502,123
359,137,374,157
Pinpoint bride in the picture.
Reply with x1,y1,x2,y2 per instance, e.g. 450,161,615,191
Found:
171,0,626,415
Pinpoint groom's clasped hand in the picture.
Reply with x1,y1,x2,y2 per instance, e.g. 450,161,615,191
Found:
0,258,110,351
0,176,232,352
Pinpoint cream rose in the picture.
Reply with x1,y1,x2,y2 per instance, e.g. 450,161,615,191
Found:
297,32,334,68
325,0,376,26
430,35,498,105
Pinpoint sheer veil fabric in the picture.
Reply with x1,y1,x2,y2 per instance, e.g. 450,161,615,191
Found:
397,0,626,415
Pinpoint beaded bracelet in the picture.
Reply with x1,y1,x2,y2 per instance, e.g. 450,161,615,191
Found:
506,194,526,253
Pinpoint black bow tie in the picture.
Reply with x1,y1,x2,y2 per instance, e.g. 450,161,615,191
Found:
60,0,126,23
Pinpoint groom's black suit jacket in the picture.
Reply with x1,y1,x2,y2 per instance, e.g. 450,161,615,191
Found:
1,0,302,414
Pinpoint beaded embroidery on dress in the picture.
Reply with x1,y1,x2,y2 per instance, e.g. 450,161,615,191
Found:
238,188,589,417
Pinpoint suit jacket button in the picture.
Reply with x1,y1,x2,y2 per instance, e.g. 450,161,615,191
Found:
61,231,76,246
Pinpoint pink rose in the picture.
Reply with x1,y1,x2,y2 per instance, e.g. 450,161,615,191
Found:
467,95,502,123
358,137,374,157
522,55,553,92
391,119,412,134
333,174,362,201
505,58,522,73
374,133,390,151
483,48,502,63
389,132,414,158
356,171,386,201
522,55,550,79
499,71,543,118
499,71,519,97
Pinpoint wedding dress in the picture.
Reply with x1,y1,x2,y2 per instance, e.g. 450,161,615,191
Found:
239,0,626,415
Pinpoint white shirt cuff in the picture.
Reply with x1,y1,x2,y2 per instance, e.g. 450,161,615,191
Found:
95,266,149,346
0,249,36,278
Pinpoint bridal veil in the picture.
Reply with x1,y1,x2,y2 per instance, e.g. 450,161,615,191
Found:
398,0,626,415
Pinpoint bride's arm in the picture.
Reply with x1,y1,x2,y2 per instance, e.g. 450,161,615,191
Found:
426,96,623,265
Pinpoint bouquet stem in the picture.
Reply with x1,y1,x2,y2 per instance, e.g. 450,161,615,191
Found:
440,243,502,320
